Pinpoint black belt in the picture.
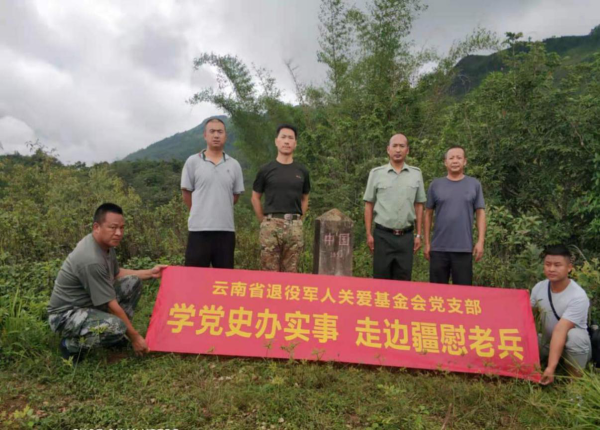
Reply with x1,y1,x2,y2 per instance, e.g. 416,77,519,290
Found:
266,213,302,220
375,223,413,236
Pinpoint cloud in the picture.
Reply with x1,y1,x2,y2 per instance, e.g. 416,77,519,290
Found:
0,0,221,164
413,0,600,55
0,116,37,155
0,0,597,164
128,23,189,80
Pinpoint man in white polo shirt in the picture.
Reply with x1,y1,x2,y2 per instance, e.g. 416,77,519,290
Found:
181,117,244,268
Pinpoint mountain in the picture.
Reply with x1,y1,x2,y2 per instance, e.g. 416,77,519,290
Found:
123,115,236,161
124,27,600,161
450,25,600,95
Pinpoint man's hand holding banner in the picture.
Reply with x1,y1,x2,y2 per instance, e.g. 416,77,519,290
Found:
146,267,541,381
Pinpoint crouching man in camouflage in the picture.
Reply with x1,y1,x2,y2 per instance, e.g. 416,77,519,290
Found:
251,124,310,272
47,203,167,362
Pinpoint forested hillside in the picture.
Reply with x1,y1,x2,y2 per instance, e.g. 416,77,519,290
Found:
122,115,236,162
123,25,600,162
451,25,600,94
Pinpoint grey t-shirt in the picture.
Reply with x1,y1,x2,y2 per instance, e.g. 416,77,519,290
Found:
181,151,244,232
530,279,590,350
426,176,485,252
47,234,119,314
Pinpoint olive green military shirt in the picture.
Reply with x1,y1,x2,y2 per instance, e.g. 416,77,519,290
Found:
363,162,427,230
47,234,119,314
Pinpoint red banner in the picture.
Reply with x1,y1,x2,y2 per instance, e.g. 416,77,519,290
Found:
146,267,541,381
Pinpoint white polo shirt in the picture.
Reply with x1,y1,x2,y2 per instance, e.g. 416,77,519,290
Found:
181,151,244,232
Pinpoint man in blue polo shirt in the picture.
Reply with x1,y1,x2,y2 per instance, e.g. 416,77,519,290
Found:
181,117,244,268
424,146,486,285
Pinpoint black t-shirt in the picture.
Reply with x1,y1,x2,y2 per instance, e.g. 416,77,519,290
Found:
253,161,311,215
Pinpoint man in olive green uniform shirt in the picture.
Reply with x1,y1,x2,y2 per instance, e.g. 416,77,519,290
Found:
363,134,426,280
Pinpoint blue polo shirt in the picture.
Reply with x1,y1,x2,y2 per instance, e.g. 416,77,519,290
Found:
181,151,244,232
426,176,485,252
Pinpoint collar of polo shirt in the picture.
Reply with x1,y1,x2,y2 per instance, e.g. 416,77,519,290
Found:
201,149,228,162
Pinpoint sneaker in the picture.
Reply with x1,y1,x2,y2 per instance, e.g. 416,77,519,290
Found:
59,338,86,363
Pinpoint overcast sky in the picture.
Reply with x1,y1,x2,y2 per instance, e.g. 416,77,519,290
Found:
1,0,598,164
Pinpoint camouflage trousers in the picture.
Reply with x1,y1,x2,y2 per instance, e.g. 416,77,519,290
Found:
259,217,304,272
48,276,142,353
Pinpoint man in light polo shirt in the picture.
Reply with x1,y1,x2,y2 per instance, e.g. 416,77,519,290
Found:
363,133,426,281
181,117,244,268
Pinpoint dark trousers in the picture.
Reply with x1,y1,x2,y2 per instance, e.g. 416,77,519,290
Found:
373,228,414,281
185,231,235,269
429,251,473,285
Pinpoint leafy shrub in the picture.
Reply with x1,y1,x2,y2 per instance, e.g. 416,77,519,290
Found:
573,258,600,321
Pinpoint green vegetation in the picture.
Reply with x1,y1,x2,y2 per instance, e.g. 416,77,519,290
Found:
451,24,600,95
120,26,600,164
1,254,599,428
1,0,599,428
109,159,184,207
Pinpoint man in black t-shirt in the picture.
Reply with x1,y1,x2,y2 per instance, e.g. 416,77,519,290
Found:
251,124,311,272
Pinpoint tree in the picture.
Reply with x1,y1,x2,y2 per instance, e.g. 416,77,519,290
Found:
189,53,299,175
317,0,354,103
442,45,600,250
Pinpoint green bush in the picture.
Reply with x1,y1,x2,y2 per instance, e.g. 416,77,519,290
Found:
0,260,62,364
573,258,600,321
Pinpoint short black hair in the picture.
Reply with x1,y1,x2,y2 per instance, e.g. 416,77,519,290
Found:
276,124,297,139
444,146,467,159
543,244,572,262
94,203,123,224
205,117,226,131
387,134,409,147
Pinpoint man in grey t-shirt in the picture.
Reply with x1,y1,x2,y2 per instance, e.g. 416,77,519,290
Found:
530,245,591,385
424,146,486,285
181,117,244,268
48,203,167,362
